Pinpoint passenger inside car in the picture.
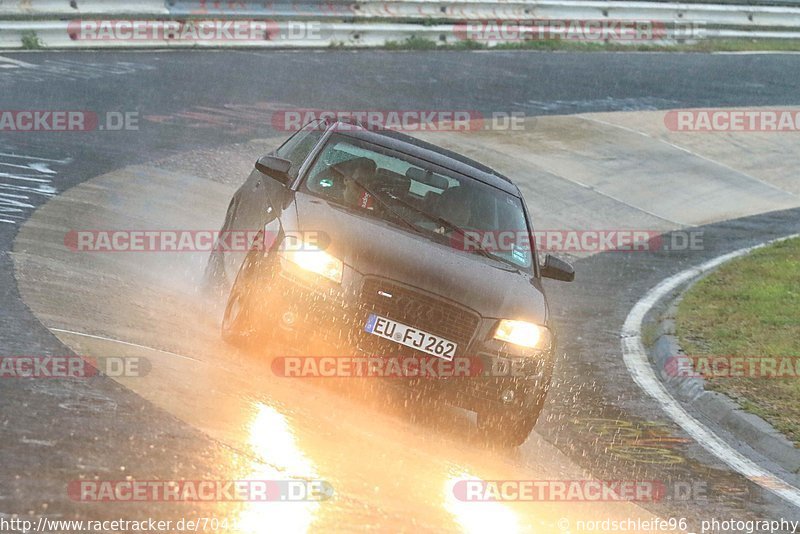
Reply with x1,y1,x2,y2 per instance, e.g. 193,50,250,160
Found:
310,156,378,210
341,158,378,210
435,185,474,230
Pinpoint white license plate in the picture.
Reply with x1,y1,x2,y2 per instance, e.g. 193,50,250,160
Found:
364,313,457,361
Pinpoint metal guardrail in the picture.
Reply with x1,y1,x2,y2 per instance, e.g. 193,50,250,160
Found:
3,20,800,49
1,0,800,48
2,0,800,18
0,1,167,16
165,0,800,16
163,0,800,28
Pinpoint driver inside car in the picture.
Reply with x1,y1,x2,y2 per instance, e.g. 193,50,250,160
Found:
432,185,498,255
435,185,474,231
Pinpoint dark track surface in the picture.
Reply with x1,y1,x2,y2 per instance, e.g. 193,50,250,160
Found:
2,50,800,531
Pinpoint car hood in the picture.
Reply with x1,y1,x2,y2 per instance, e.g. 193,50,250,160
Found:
288,193,548,324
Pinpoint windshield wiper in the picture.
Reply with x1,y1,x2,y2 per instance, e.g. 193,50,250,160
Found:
431,215,497,260
369,191,496,259
346,175,514,268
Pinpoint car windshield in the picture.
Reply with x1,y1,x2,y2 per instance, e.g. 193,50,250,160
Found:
302,133,533,270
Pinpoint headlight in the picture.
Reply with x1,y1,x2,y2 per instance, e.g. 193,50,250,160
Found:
280,244,343,284
493,319,550,349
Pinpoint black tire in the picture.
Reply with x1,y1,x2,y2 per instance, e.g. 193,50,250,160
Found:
477,407,541,447
221,275,256,346
221,249,277,347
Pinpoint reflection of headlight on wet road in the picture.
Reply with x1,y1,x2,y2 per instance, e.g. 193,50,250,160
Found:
445,471,519,534
280,244,343,284
238,403,320,534
493,319,550,349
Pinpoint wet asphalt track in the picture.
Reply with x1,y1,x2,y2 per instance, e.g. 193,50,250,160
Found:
2,50,800,532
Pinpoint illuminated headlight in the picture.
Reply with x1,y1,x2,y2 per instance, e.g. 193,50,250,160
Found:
493,320,550,349
280,245,343,284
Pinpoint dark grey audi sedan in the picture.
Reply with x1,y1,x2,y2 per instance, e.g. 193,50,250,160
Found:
206,118,574,446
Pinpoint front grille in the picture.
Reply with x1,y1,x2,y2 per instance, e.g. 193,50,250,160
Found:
359,277,480,354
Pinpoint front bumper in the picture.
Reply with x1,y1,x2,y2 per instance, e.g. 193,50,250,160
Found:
262,263,554,413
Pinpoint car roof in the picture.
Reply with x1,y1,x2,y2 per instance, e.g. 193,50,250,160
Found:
327,121,520,196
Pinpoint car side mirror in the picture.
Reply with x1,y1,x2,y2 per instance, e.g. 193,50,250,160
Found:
541,254,575,282
255,155,292,186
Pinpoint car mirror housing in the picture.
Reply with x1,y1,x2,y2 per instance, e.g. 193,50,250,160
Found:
541,254,575,282
255,155,292,186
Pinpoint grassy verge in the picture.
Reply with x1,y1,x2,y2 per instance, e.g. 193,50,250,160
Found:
382,37,800,52
676,237,800,447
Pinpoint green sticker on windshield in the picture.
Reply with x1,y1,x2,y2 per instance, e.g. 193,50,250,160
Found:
320,178,334,188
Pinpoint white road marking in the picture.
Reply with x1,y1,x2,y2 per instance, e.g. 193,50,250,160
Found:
621,233,800,510
0,161,57,174
581,114,799,199
0,172,52,183
0,152,72,164
0,183,56,197
49,328,203,363
0,151,64,225
0,193,34,207
522,97,677,113
547,169,683,226
0,55,37,68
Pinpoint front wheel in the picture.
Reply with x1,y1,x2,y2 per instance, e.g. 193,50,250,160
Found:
221,249,277,347
221,277,257,345
477,407,541,447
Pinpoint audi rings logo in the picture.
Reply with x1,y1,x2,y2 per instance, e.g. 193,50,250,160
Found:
391,295,443,329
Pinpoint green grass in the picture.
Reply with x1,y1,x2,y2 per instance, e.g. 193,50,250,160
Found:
676,237,800,447
21,30,42,50
379,36,800,52
385,35,441,50
674,38,800,52
641,323,660,348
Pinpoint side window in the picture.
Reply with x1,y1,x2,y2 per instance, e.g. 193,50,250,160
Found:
276,120,324,178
